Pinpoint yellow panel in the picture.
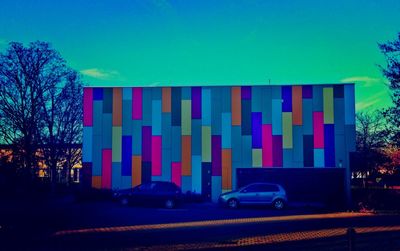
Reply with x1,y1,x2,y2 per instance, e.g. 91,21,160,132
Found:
252,149,262,167
282,112,293,149
202,126,211,162
181,100,191,135
323,87,334,124
112,126,122,162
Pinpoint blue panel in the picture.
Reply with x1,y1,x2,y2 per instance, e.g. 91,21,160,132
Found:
345,125,356,152
221,86,231,113
121,176,132,189
314,149,324,167
252,112,262,148
181,87,191,100
162,113,171,149
272,99,282,135
171,126,181,162
282,86,292,112
211,176,222,202
292,126,303,166
93,101,103,135
93,88,103,100
324,124,335,167
192,155,202,194
142,88,152,126
83,127,93,162
122,100,132,135
344,85,355,125
171,87,181,126
122,136,132,176
112,162,122,190
152,100,162,135
262,87,272,124
283,149,293,168
161,149,171,181
251,86,262,112
271,86,281,99
211,87,222,135
92,135,102,176
182,176,192,193
312,86,323,111
241,135,252,168
241,100,252,135
192,119,202,155
132,120,142,155
201,88,211,125
302,99,313,135
152,87,162,100
232,126,242,163
102,114,112,148
334,98,345,135
102,88,113,113
122,87,132,100
222,113,232,149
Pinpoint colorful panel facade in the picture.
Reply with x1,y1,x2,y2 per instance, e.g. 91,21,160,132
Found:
83,84,355,201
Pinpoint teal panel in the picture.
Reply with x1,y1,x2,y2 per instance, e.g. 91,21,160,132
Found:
121,176,132,189
302,99,313,135
262,87,272,124
92,135,102,176
211,176,222,202
152,87,162,100
122,100,132,135
271,86,281,99
314,149,324,167
192,119,202,155
211,87,222,135
283,149,293,168
241,135,252,168
192,155,202,194
142,88,152,126
251,86,262,112
202,88,211,125
181,87,191,100
112,162,122,190
103,88,113,113
272,99,282,135
83,127,92,163
93,100,103,135
221,113,232,149
102,114,112,149
344,85,355,125
182,176,192,193
334,98,345,135
132,120,142,155
171,126,181,162
292,126,303,166
162,113,171,149
152,100,162,135
312,86,323,111
232,126,242,163
221,86,231,113
162,149,171,181
122,87,132,100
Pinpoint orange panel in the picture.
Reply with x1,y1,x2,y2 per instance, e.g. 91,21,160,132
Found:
231,87,241,126
292,86,302,125
92,176,102,189
182,136,192,176
132,156,142,187
222,149,232,190
112,88,122,126
162,87,171,113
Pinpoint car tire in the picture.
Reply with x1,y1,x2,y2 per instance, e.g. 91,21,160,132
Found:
120,197,129,206
273,199,285,210
165,199,175,209
227,198,239,209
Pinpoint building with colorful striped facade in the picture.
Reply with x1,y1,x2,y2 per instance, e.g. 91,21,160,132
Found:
82,84,356,203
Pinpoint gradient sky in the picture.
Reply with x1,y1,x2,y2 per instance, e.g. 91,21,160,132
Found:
1,0,399,111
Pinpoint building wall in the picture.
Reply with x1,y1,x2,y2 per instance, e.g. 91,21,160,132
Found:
82,84,356,201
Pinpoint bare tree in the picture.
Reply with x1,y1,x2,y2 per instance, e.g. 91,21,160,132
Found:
0,41,83,185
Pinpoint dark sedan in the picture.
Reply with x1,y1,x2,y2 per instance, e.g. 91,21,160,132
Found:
113,181,183,209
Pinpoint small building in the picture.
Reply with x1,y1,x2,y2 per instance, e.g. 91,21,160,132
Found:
82,84,355,205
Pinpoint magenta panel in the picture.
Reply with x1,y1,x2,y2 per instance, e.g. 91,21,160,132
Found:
262,124,273,167
101,149,112,189
151,136,162,176
172,162,181,187
142,126,152,162
132,87,142,120
313,112,324,148
212,135,222,176
272,135,282,167
83,88,93,126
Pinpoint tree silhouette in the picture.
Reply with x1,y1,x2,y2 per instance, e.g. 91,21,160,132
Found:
0,41,83,186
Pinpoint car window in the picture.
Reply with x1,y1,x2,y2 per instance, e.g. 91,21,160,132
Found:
154,182,177,192
244,184,263,192
137,182,156,192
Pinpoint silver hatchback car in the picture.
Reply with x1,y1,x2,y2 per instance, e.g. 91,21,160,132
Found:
218,183,288,209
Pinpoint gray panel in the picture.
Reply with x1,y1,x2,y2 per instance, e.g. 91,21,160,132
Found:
241,135,252,168
262,87,272,124
162,113,171,149
302,99,313,135
221,86,231,113
232,126,242,163
112,162,122,190
92,135,102,176
122,100,132,135
271,86,281,99
283,149,293,168
181,87,191,100
152,87,162,100
312,85,323,111
251,86,262,112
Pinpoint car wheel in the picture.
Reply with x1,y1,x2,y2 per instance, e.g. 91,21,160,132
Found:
273,199,285,210
120,197,129,206
165,199,175,209
227,198,239,209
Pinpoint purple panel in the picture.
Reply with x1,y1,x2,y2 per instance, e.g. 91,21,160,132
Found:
302,85,313,98
282,86,292,112
324,124,335,167
142,126,152,162
192,87,202,119
272,135,282,167
93,88,103,100
251,112,262,148
241,86,251,100
122,136,132,176
211,135,222,176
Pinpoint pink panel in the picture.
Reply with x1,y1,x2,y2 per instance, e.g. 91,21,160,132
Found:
132,87,142,120
313,112,324,148
83,88,93,126
262,124,273,167
101,149,112,189
171,162,181,187
151,136,162,176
